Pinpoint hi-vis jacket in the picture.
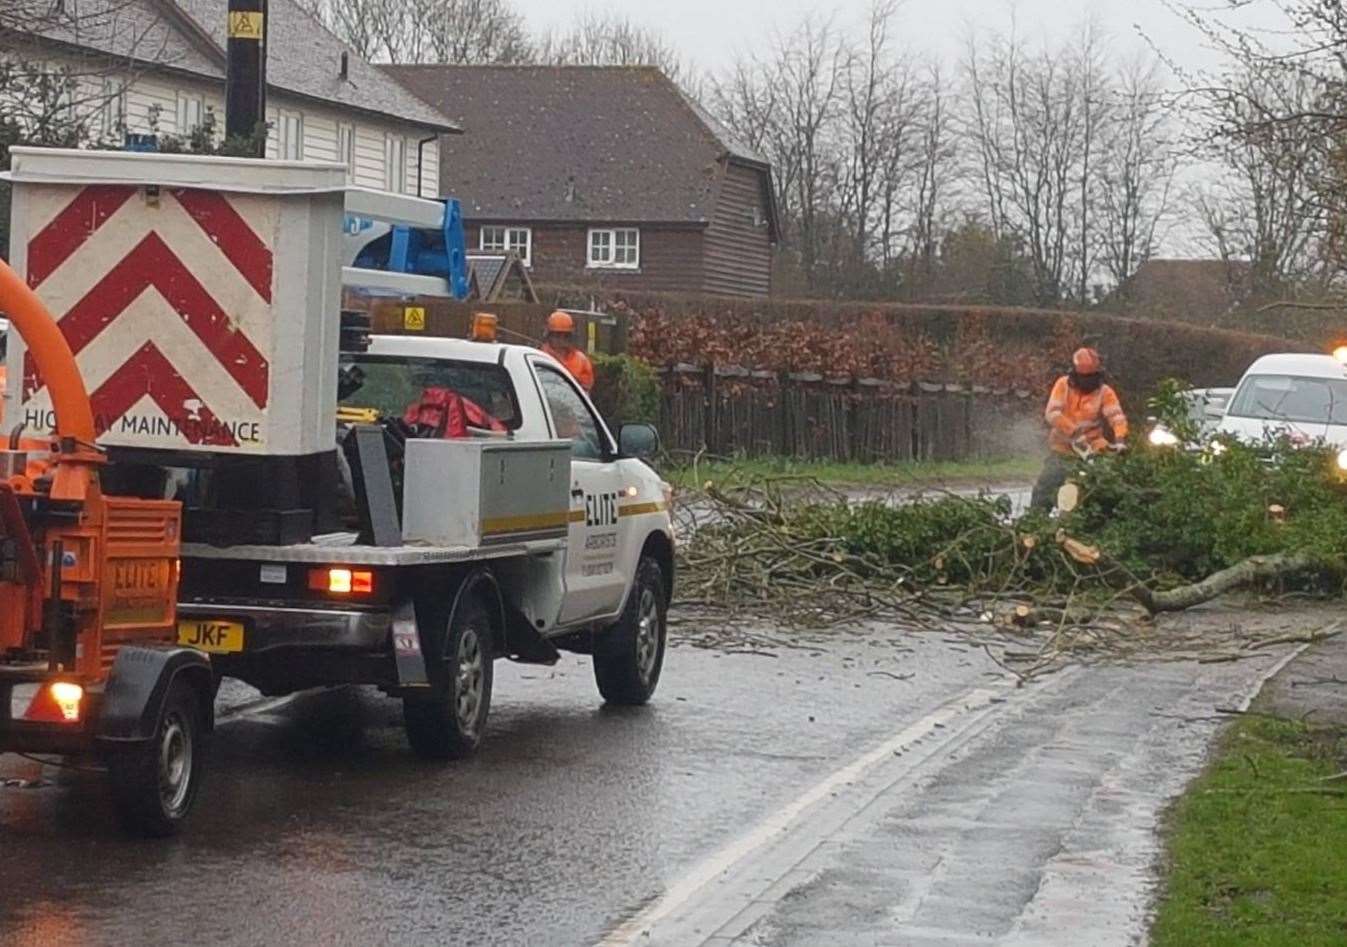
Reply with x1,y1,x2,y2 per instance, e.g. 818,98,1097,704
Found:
1044,376,1128,454
542,342,595,392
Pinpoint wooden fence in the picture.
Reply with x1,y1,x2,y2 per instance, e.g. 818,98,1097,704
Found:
658,365,1040,463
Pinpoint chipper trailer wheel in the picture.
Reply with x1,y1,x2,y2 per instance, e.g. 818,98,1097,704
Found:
107,678,206,837
403,595,494,760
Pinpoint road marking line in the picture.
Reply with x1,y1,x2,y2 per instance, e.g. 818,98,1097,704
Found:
1233,641,1314,713
597,685,1007,946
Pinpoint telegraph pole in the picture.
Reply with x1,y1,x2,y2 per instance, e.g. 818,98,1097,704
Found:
225,0,267,155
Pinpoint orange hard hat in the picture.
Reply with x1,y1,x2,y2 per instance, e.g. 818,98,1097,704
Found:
1072,347,1102,374
546,311,575,333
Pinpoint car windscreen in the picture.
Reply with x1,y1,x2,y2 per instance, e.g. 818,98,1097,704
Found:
339,355,521,430
1226,374,1347,426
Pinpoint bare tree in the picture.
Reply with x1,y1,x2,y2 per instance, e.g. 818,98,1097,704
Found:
1098,56,1175,293
907,65,954,281
838,0,898,263
302,0,532,64
1191,69,1328,295
537,11,691,87
961,23,1126,305
1071,21,1109,302
1170,1,1347,297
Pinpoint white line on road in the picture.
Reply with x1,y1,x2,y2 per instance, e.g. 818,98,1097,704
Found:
597,685,1010,947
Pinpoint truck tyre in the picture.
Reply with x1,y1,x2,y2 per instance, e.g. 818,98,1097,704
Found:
594,557,667,705
106,677,205,837
404,595,493,760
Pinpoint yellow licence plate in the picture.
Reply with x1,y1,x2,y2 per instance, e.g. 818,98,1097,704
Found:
177,620,245,654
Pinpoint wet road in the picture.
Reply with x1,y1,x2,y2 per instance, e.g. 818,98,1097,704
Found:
0,616,1306,947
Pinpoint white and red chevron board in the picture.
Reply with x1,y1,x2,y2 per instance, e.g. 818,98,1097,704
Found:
4,148,346,455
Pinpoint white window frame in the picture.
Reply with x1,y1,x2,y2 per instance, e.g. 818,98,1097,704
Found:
278,108,304,160
384,133,407,193
587,227,640,270
479,225,532,267
100,79,127,142
175,91,205,136
336,121,356,182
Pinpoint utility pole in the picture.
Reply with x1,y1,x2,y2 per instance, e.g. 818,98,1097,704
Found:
225,0,268,155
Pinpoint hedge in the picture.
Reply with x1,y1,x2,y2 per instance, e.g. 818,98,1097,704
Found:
544,286,1301,398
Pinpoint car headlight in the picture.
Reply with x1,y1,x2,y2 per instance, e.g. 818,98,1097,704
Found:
1148,425,1180,448
1337,449,1347,472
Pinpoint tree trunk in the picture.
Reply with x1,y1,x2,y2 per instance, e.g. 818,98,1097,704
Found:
1130,553,1318,615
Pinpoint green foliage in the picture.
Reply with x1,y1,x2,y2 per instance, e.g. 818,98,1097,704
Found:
730,432,1347,594
150,107,269,158
1152,716,1347,947
1147,378,1203,443
1059,436,1347,583
591,353,659,425
795,494,1018,586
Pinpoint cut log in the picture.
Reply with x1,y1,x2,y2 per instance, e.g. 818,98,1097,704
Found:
1057,481,1083,513
1130,553,1319,614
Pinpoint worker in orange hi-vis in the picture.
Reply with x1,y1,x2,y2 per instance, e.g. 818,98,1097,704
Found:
541,310,595,392
1029,347,1129,511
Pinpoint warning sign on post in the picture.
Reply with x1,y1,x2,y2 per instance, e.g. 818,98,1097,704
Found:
227,12,265,39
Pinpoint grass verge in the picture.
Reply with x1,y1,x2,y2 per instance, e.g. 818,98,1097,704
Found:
662,455,1039,490
1151,715,1347,947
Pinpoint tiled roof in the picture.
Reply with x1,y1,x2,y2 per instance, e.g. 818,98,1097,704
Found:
386,64,765,222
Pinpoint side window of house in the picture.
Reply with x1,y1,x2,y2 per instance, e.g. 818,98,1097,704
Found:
176,92,204,135
278,109,304,160
100,79,126,142
588,228,640,269
337,122,356,182
479,226,532,266
385,133,407,192
537,366,605,461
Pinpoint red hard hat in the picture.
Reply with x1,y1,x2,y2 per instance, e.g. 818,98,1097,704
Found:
546,311,575,333
1072,347,1102,374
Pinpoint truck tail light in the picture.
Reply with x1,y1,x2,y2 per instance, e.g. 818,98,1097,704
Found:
309,568,373,595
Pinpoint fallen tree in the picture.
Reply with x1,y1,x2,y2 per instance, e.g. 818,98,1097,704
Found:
671,410,1347,676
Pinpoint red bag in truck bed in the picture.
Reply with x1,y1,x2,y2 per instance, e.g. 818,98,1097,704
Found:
402,387,506,438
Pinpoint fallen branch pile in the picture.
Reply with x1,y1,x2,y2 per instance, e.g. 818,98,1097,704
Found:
672,461,1345,680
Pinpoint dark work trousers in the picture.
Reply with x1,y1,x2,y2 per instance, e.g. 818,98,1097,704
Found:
1030,453,1073,512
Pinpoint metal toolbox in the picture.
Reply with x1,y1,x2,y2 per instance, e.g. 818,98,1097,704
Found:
401,438,572,548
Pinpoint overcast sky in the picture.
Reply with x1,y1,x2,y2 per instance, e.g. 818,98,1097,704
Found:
512,0,1290,77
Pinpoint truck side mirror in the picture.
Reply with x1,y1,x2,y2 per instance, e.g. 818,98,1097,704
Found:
618,422,660,459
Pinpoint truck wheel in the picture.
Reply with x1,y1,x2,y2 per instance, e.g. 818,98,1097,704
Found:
404,595,493,760
107,677,205,837
594,557,667,705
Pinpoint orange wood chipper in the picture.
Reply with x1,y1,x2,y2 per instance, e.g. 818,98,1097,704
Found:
0,258,213,837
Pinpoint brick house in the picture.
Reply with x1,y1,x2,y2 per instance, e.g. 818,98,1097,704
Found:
386,65,780,297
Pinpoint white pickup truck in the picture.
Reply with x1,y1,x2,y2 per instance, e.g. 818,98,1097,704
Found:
176,334,674,762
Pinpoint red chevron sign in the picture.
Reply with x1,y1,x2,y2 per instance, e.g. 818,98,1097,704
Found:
20,185,274,449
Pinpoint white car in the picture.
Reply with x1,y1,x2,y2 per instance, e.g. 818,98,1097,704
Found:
1219,353,1347,456
1146,386,1235,448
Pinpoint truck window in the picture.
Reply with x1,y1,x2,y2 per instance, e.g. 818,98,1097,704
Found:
339,355,521,429
536,365,606,460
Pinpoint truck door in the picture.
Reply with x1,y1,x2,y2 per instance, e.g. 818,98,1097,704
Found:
530,361,628,624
